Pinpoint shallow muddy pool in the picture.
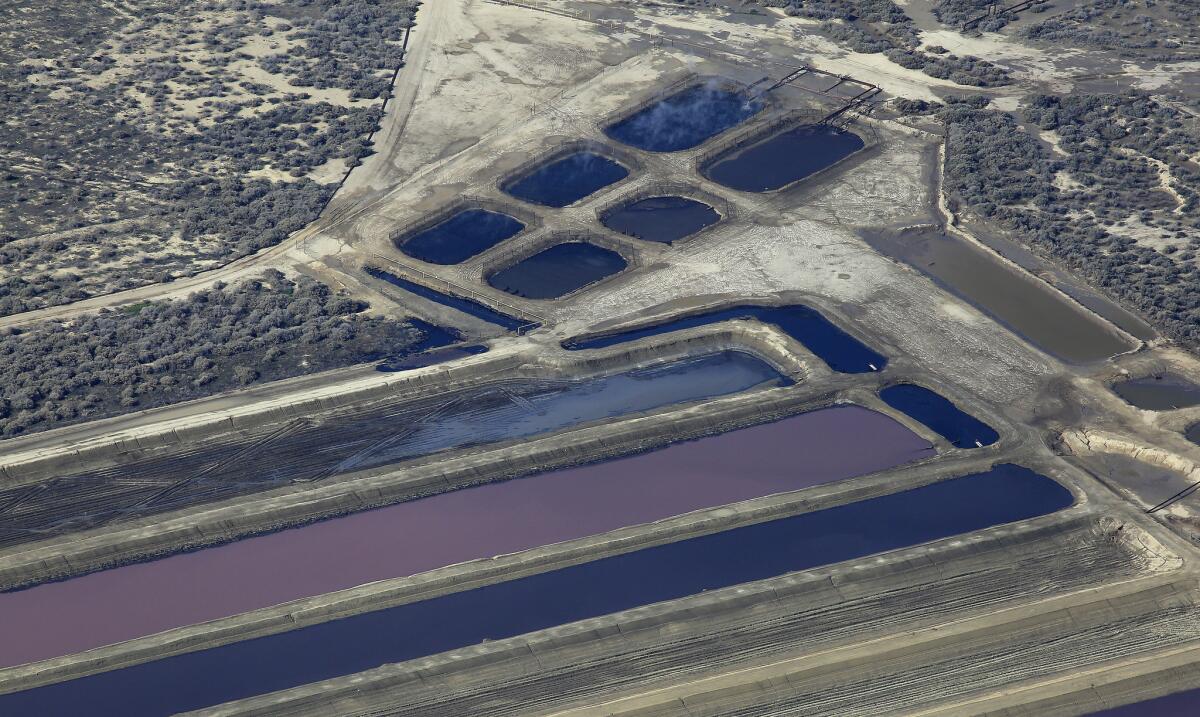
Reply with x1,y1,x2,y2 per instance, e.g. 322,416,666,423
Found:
1111,373,1200,411
487,241,626,299
396,208,524,264
1,465,1071,715
605,84,762,152
861,229,1137,364
880,384,998,449
1187,422,1200,446
703,123,863,192
600,195,720,243
563,303,887,374
503,151,628,207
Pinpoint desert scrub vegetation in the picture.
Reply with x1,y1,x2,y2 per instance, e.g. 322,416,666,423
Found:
0,271,434,438
761,0,1011,86
939,93,1200,345
0,0,416,317
1021,0,1200,61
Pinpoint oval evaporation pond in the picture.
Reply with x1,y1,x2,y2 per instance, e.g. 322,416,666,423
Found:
1,465,1073,716
488,242,627,300
601,196,720,244
704,123,864,192
605,84,763,152
562,304,887,374
879,384,999,449
397,208,525,265
503,151,628,207
1111,373,1200,411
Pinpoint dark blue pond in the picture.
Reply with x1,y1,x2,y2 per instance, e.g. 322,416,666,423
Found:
879,384,999,449
503,151,629,207
562,304,886,374
366,267,532,332
601,196,721,244
1088,686,1200,715
487,242,627,299
396,208,525,265
703,123,865,192
605,84,763,152
2,464,1072,716
1187,422,1200,446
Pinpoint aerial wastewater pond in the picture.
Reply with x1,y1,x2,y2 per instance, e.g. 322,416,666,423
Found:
0,351,786,553
366,267,531,331
703,123,864,192
1111,373,1200,410
0,404,932,670
604,83,762,152
502,150,628,207
1,466,1072,716
1087,685,1200,716
1188,422,1200,446
564,303,887,374
862,228,1137,364
395,208,525,264
486,241,627,299
600,195,721,244
880,384,998,449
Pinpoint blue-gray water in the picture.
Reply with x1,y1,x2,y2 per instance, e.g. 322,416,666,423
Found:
486,242,627,299
503,151,628,207
396,208,524,264
703,124,864,192
0,465,1073,716
600,195,721,244
605,84,762,152
880,384,998,449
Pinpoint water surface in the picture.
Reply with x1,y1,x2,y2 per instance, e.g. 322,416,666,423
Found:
397,208,524,264
861,229,1136,364
366,267,531,331
0,404,929,670
563,304,887,373
503,151,628,207
0,351,781,552
1187,422,1200,446
1087,686,1200,715
1111,373,1200,410
601,195,720,244
605,84,762,152
487,242,627,299
703,124,864,192
880,384,998,449
0,465,1072,716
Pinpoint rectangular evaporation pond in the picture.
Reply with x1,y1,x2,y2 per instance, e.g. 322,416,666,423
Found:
879,383,998,449
0,403,931,671
0,351,785,557
503,151,629,208
1111,373,1200,411
397,208,525,265
365,267,530,331
604,84,763,152
861,229,1136,364
486,242,627,299
703,123,864,192
0,465,1072,716
1086,685,1200,716
562,304,887,374
600,195,721,244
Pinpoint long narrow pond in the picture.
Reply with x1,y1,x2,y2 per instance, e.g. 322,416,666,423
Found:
861,228,1137,364
880,384,998,449
366,267,531,331
0,351,787,551
0,465,1072,715
1087,686,1200,715
0,404,931,669
562,304,887,373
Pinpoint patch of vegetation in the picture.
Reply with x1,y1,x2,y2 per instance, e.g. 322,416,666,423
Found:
1021,0,1200,60
762,0,1011,86
939,94,1200,345
0,271,429,438
0,0,416,317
